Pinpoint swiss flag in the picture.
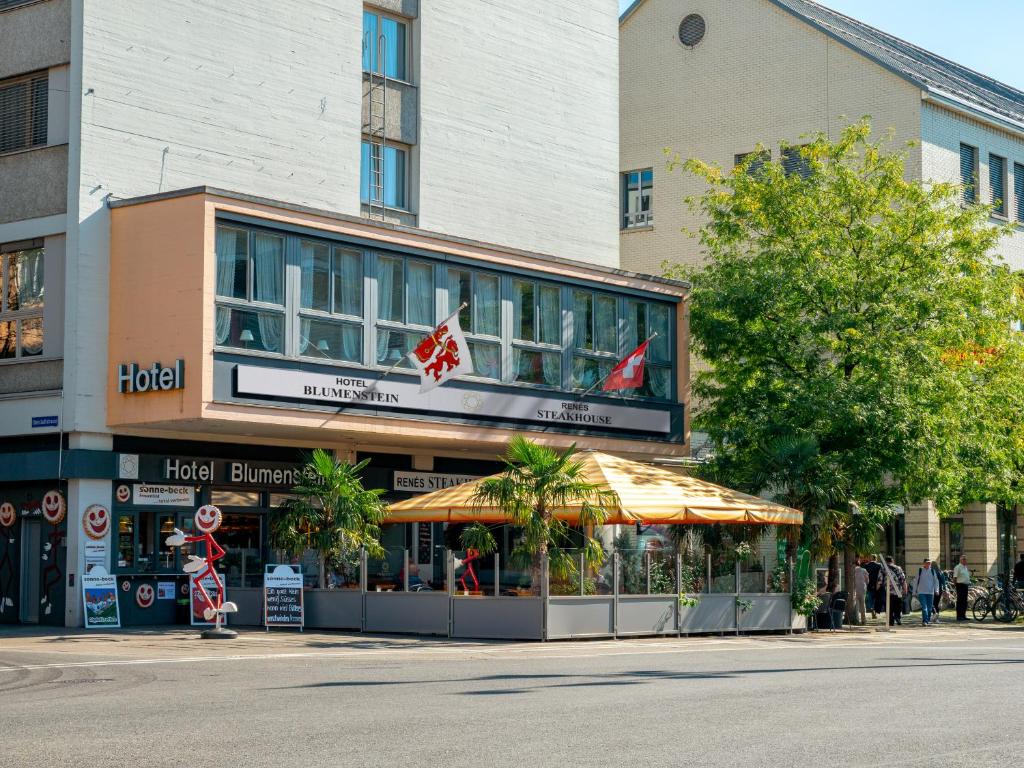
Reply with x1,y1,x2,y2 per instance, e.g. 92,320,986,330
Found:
602,340,649,392
409,314,474,393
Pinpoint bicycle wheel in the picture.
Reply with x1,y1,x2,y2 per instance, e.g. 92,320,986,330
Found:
972,596,990,622
993,598,1018,623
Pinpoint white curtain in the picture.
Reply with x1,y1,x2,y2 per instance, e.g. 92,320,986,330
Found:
299,318,311,355
253,235,283,352
572,291,590,349
648,366,671,399
595,295,617,353
475,274,499,336
541,351,560,386
376,257,396,361
336,250,362,317
472,343,500,379
341,324,360,362
408,262,433,326
214,231,240,345
539,285,560,345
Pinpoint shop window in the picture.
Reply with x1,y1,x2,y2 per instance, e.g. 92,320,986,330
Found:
0,240,44,360
215,226,286,353
117,514,135,569
218,513,263,589
512,278,561,387
447,267,501,380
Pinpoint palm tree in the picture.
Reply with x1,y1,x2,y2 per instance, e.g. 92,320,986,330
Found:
269,449,387,589
462,436,619,594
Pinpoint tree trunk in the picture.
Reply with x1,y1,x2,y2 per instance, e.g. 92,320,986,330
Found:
318,554,327,590
842,544,858,624
827,553,840,593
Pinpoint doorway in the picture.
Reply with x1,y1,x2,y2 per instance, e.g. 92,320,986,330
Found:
20,519,41,624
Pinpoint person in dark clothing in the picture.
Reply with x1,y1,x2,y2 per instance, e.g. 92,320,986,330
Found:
1014,554,1024,588
953,555,971,621
863,555,882,618
883,556,906,626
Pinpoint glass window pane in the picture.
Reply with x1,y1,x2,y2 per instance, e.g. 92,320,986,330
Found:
0,320,13,359
573,290,593,350
475,274,499,336
299,241,330,311
624,299,645,350
334,248,363,317
648,303,671,362
513,280,535,342
252,233,284,304
513,348,560,386
215,226,248,300
407,261,434,326
572,356,612,391
448,269,471,329
362,10,378,72
360,141,373,203
595,295,618,353
383,146,406,208
6,248,44,311
377,256,404,322
538,285,560,345
376,328,416,368
643,365,672,399
381,17,406,79
215,307,283,353
300,318,361,363
469,341,500,380
117,515,134,569
20,317,42,357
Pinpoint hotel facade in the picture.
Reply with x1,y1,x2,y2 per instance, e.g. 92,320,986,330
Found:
0,0,688,628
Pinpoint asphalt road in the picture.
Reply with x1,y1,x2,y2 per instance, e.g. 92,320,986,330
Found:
2,626,1023,768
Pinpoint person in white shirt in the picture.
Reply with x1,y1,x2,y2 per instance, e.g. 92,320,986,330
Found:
853,561,868,625
953,555,972,622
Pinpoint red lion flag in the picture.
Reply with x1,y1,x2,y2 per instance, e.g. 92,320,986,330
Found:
602,340,650,392
410,313,473,393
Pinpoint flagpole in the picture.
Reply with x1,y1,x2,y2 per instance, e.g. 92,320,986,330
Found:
579,332,658,398
379,302,469,379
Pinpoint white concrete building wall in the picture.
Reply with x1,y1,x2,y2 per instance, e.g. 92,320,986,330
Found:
921,102,1024,271
418,0,620,267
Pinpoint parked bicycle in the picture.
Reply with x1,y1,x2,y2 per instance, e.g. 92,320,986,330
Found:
971,576,1024,622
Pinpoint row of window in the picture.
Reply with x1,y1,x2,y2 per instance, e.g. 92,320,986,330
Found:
0,240,44,360
215,224,674,399
960,143,1024,223
0,71,47,155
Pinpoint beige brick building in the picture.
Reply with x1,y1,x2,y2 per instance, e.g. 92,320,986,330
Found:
620,0,1024,578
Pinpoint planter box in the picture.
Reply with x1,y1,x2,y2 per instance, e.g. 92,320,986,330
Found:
679,594,737,634
452,597,543,640
547,597,614,639
305,589,362,630
738,594,793,632
616,595,677,636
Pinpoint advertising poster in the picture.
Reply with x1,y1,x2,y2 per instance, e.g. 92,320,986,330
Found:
82,569,120,629
157,581,176,600
189,572,226,626
84,541,108,574
264,565,303,629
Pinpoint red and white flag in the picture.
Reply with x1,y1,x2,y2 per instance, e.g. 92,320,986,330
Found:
602,340,649,392
409,313,473,393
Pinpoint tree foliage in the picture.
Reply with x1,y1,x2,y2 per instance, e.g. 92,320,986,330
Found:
462,436,619,593
669,120,1024,565
269,449,387,589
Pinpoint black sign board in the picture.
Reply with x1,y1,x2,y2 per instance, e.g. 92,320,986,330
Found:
264,566,303,629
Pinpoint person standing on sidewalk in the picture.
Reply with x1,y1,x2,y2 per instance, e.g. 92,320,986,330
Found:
883,557,906,626
953,555,971,622
864,555,882,618
930,557,947,624
914,559,940,625
853,560,868,624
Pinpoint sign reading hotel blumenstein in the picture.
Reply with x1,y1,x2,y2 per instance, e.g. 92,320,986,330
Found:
117,360,185,394
235,365,672,433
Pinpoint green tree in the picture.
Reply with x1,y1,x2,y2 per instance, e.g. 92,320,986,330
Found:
461,436,619,594
269,449,387,589
670,120,1024,610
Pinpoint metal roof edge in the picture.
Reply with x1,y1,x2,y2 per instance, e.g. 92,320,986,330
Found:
108,185,690,293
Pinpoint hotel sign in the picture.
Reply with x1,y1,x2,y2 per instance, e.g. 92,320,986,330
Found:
235,365,672,433
117,360,185,394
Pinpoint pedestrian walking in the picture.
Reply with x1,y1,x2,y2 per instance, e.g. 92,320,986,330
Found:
914,558,940,625
882,557,906,626
853,559,868,625
931,558,946,623
864,555,882,618
953,555,971,622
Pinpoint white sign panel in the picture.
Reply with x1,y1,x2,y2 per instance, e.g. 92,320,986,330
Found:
133,484,195,507
236,366,672,433
82,570,120,629
84,542,108,574
393,471,480,492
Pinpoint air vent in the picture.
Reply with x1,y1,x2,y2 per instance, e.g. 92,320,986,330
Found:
678,14,706,48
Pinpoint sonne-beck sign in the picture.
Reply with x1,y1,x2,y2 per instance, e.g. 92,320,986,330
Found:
234,365,671,433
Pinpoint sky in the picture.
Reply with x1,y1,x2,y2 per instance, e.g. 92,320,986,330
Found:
617,0,1024,92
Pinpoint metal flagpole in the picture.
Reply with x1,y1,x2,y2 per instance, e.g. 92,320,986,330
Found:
579,331,658,397
379,302,468,380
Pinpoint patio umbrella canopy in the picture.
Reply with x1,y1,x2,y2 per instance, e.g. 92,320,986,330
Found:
385,451,802,526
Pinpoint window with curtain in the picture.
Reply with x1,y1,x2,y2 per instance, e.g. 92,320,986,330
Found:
623,299,672,399
511,278,561,387
360,141,407,209
447,267,501,380
0,240,44,360
298,240,363,363
375,255,435,369
571,289,618,391
0,71,47,154
214,226,285,353
362,10,408,80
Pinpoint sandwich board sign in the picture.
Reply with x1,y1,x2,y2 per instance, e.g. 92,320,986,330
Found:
82,567,120,629
264,564,303,630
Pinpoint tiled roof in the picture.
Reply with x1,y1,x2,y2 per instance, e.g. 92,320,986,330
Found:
768,0,1024,129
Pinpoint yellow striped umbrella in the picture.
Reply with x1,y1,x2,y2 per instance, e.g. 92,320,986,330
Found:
384,451,802,526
